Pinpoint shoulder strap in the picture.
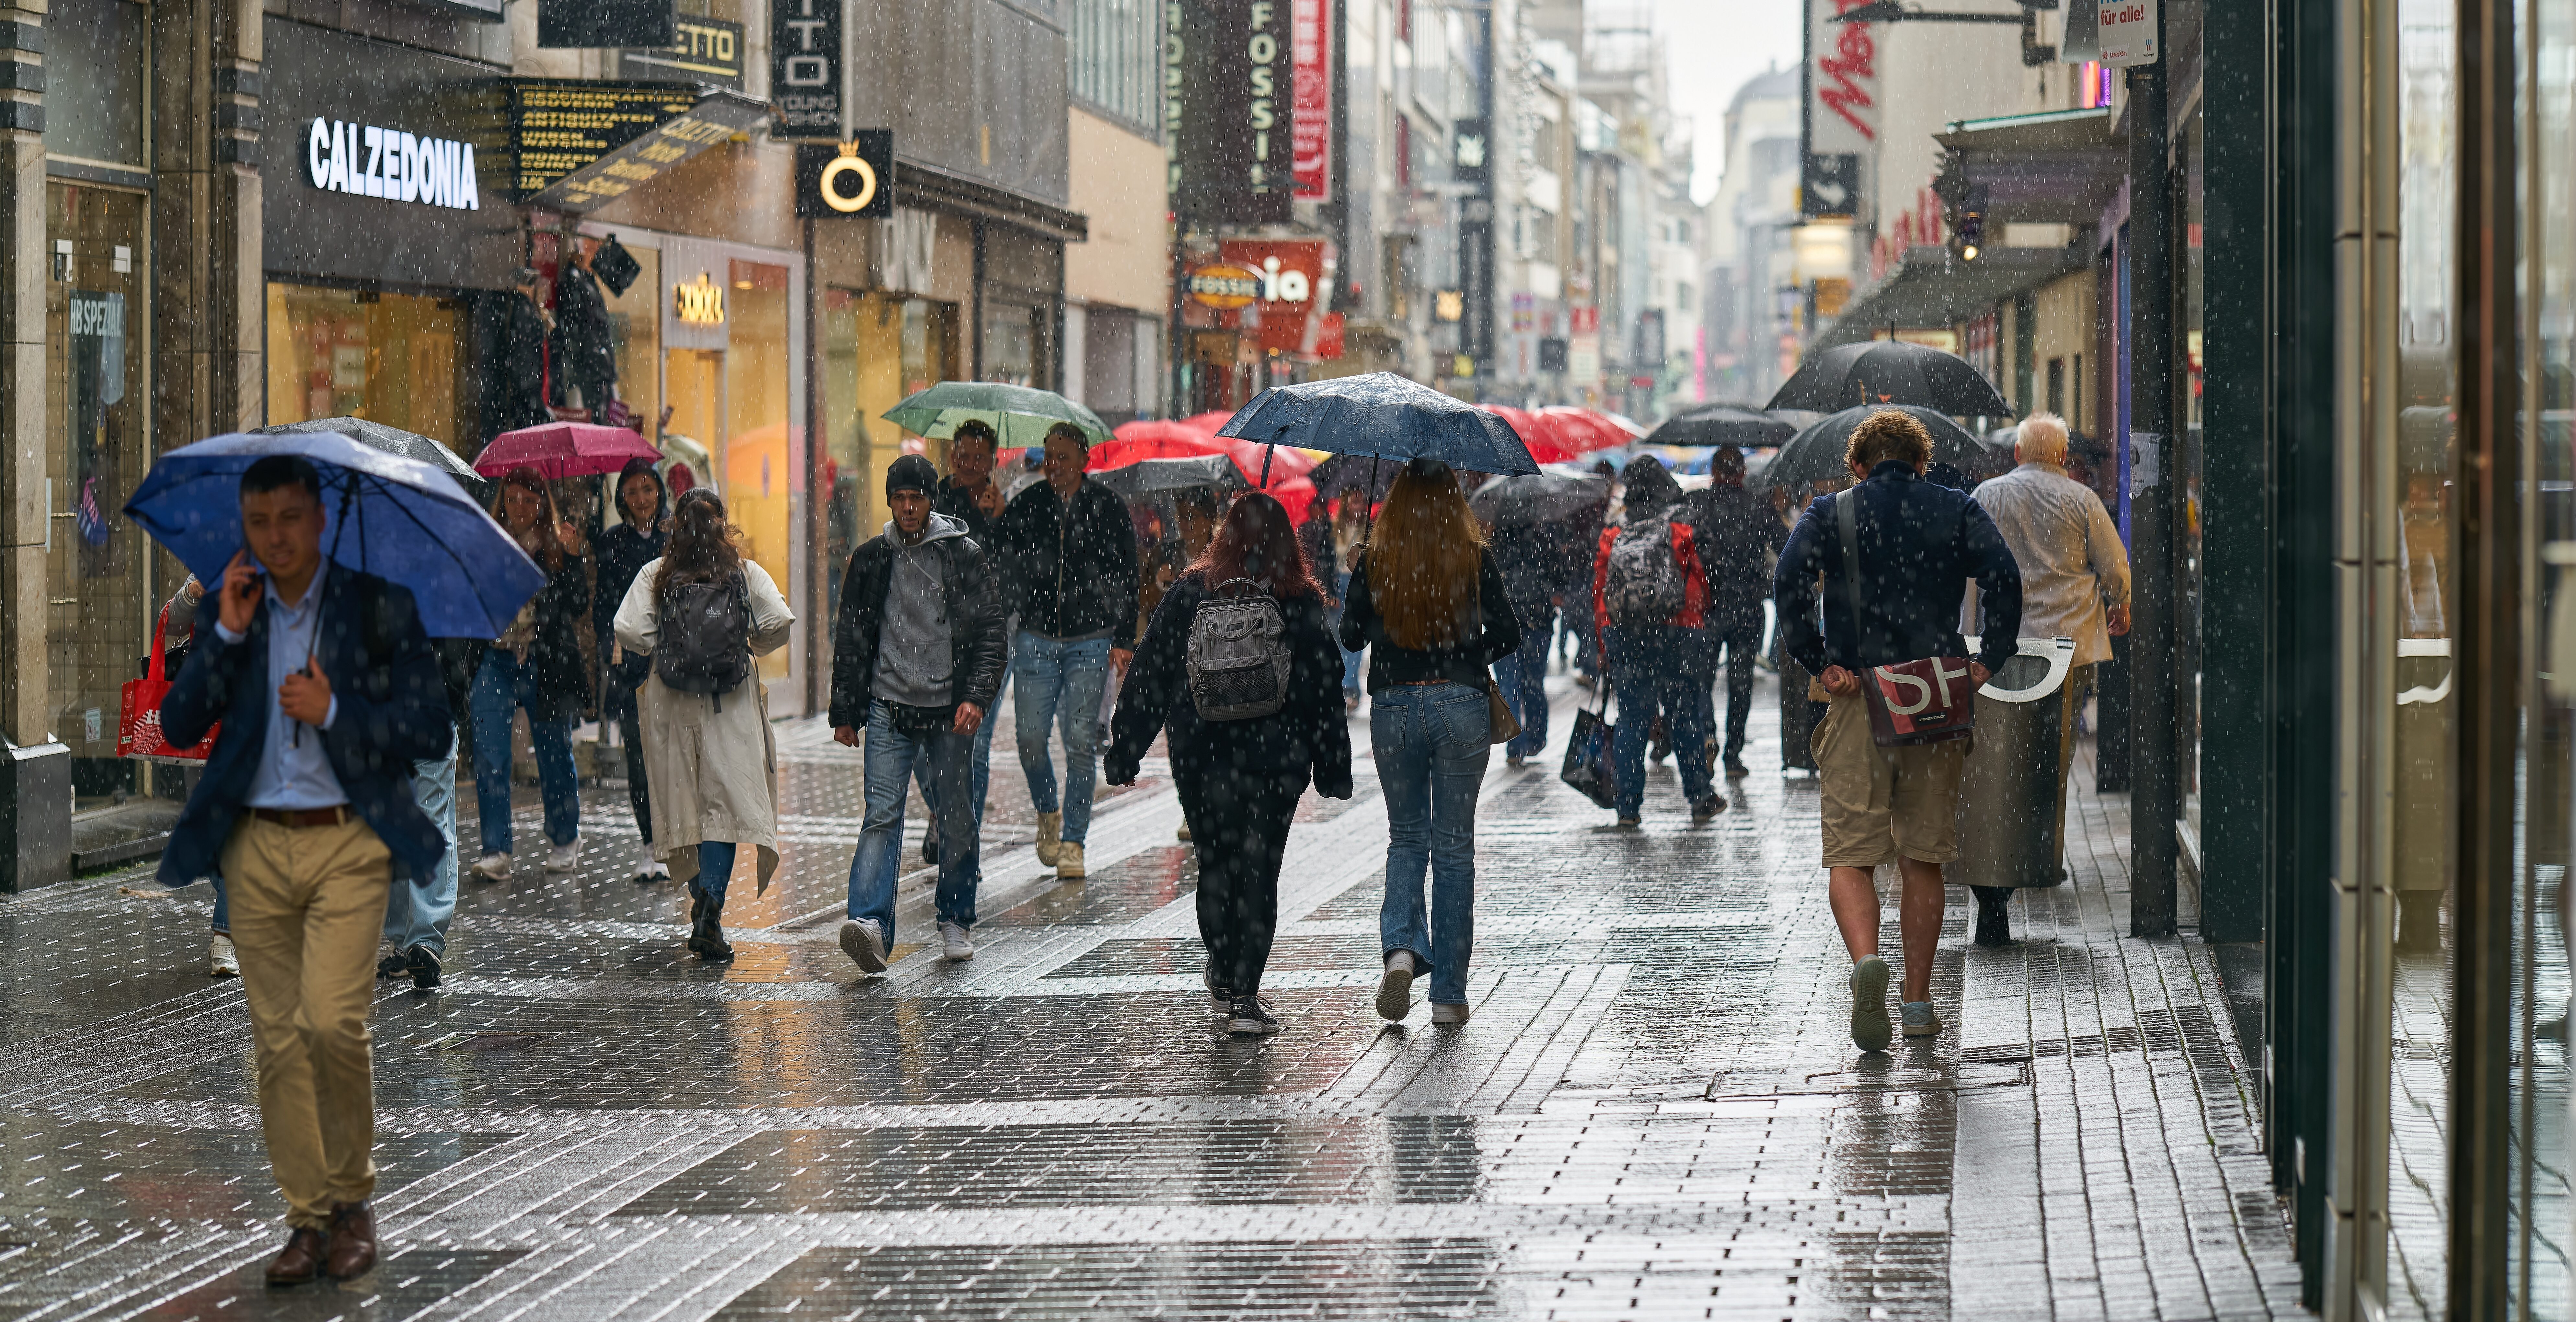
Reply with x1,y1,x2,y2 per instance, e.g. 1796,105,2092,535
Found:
1835,489,1867,668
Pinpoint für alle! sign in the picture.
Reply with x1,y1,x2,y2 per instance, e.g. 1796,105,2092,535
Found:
2098,0,2157,67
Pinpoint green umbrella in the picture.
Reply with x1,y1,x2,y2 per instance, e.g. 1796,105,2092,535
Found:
881,382,1114,449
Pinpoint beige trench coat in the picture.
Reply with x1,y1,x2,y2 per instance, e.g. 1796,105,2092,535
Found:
613,558,795,893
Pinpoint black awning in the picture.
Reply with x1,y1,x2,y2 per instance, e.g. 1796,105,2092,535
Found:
1817,244,2091,350
507,84,773,213
1935,106,2125,228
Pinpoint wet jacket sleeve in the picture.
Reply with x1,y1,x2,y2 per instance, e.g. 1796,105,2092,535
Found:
1962,500,2025,674
1774,497,1833,677
1476,550,1522,663
1094,489,1144,645
1337,550,1375,653
954,538,1007,712
827,546,883,729
1106,580,1193,785
1293,594,1354,798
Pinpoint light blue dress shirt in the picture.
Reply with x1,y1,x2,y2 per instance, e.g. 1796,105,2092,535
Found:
214,564,347,810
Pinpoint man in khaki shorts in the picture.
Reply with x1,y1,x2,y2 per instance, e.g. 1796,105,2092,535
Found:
1772,411,2023,1051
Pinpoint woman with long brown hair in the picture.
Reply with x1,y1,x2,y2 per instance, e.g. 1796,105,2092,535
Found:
1107,492,1352,1035
613,487,796,961
467,466,592,882
1338,458,1520,1025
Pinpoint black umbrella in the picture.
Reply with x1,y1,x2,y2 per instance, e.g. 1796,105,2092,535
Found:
1468,470,1610,528
1641,402,1796,449
254,416,493,505
1217,371,1539,476
1767,340,2012,416
1088,453,1246,499
1751,405,1992,493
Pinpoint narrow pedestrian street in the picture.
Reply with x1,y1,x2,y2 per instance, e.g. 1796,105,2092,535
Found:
0,669,2303,1321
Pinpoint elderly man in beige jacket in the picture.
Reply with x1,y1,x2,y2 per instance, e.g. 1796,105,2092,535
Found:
1967,412,2130,932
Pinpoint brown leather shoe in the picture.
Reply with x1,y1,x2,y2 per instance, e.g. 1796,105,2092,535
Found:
324,1201,377,1279
265,1226,328,1286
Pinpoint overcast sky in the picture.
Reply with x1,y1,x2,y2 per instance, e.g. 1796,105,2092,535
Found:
1659,1,1803,205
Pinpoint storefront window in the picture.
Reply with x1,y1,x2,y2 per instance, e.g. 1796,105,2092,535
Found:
2391,0,2460,1312
600,240,661,447
45,183,149,795
2179,110,2204,860
47,0,146,169
723,258,792,683
264,283,465,448
984,298,1047,387
2519,0,2576,1313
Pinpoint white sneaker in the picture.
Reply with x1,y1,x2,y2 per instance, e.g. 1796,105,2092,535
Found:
470,852,512,882
545,838,581,873
1430,1002,1471,1026
635,839,659,880
838,918,889,973
208,934,239,978
939,921,975,961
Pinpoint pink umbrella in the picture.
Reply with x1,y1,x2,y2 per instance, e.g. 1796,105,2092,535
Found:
474,422,663,479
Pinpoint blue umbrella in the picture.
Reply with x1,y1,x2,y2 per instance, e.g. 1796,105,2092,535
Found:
124,432,545,639
1215,372,1540,476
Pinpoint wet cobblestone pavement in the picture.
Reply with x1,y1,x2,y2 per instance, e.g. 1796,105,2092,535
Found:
0,673,2307,1320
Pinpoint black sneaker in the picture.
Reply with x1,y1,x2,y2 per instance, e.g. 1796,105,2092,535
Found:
377,952,408,981
1226,994,1281,1036
1690,793,1727,821
404,945,442,991
1203,960,1232,1009
1723,757,1751,778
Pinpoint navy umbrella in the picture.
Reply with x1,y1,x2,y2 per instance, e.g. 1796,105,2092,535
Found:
1217,372,1539,476
124,431,546,639
1751,405,1992,493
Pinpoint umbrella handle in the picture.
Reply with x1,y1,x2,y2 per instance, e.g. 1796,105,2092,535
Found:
1259,443,1275,489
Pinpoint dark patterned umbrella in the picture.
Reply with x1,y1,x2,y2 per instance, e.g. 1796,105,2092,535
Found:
1766,340,2012,416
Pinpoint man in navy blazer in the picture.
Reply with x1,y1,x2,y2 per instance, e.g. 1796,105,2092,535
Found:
156,455,451,1286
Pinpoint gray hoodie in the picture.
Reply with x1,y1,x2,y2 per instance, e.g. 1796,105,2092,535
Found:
871,512,968,707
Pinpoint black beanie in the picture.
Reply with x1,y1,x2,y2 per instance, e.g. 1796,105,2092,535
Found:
887,454,939,499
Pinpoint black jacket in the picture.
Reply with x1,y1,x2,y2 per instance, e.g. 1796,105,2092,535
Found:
828,519,1008,727
551,264,617,408
1338,546,1523,692
1684,483,1788,627
1105,571,1354,798
592,520,667,719
490,293,552,438
1775,461,2024,675
994,476,1142,642
932,474,1003,550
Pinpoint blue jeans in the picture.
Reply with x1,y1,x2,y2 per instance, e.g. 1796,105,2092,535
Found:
848,700,981,943
384,739,460,956
1371,682,1490,1005
699,840,738,907
1495,606,1554,759
1606,628,1715,816
469,651,579,856
922,648,1007,832
1012,631,1112,845
1332,570,1364,698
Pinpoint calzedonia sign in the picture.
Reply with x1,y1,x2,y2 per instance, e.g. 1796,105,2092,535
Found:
304,118,483,210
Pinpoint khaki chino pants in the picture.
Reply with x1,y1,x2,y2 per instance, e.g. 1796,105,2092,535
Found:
1812,689,1968,869
220,814,390,1228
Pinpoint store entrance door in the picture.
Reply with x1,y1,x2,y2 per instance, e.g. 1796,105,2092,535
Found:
665,349,723,496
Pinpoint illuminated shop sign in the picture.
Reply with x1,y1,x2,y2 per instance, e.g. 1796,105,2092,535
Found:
305,119,481,210
675,272,725,325
792,133,895,218
1187,264,1260,310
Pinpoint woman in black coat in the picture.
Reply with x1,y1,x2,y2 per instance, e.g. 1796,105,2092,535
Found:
1106,492,1353,1037
593,457,669,881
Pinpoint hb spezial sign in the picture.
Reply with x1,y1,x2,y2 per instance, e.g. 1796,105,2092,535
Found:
795,133,895,218
772,0,844,140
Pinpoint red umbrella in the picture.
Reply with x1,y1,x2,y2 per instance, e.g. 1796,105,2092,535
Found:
1088,431,1228,472
1539,406,1632,453
1478,405,1583,464
1116,417,1321,489
474,422,662,479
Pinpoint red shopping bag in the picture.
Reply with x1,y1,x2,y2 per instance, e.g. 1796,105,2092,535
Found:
118,608,217,764
1859,656,1978,746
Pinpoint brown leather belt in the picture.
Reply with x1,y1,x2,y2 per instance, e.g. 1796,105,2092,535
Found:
249,806,352,829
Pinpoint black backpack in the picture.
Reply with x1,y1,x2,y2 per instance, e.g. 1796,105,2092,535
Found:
655,571,753,711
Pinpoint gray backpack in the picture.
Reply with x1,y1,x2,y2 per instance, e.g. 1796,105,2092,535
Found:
1186,578,1292,721
1604,512,1686,627
655,571,753,712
